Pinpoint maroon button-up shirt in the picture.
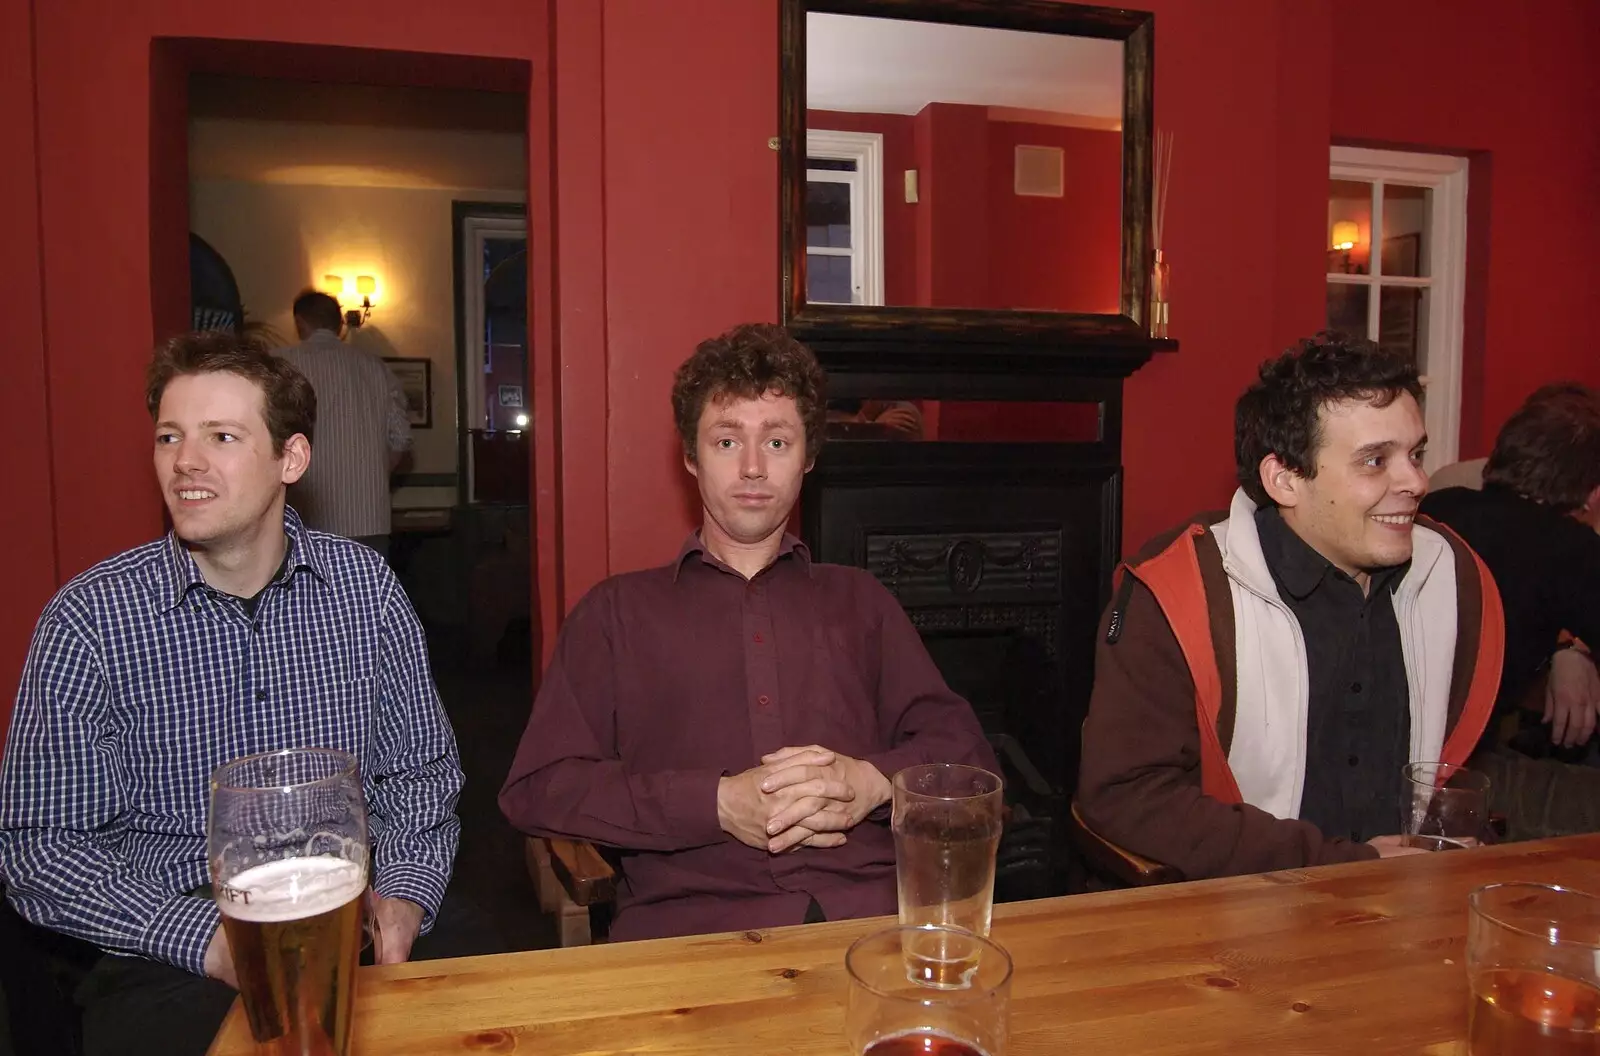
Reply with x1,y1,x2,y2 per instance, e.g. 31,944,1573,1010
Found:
499,534,995,941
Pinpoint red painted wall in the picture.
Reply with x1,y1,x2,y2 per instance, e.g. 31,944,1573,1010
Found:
810,108,1122,314
3,0,1598,744
987,121,1122,313
603,0,778,571
1329,0,1600,457
0,0,57,745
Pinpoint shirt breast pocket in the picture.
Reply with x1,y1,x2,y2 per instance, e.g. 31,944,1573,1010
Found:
293,676,376,761
808,623,880,751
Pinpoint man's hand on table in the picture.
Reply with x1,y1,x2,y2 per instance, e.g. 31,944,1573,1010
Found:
1367,834,1431,858
204,924,239,989
371,894,425,964
758,745,892,853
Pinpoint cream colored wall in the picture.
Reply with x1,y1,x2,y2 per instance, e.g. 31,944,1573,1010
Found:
189,117,525,509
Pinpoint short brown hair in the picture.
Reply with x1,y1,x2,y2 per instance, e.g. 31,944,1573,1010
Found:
1235,332,1423,507
1483,382,1600,512
146,331,317,454
670,323,826,461
292,289,344,333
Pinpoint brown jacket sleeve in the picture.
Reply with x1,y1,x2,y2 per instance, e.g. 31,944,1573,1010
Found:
1076,575,1379,879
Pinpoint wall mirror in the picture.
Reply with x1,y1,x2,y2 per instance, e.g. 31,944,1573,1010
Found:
781,0,1155,345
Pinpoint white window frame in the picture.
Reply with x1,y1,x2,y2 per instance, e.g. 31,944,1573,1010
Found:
805,128,884,306
1329,146,1468,471
459,212,528,503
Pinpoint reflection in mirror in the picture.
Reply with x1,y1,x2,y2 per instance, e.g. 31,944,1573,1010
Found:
825,399,1100,443
806,12,1124,314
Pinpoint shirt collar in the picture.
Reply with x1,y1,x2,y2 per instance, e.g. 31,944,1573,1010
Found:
153,505,332,612
1255,505,1406,601
671,531,813,582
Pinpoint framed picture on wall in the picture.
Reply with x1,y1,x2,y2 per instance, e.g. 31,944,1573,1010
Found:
383,357,433,429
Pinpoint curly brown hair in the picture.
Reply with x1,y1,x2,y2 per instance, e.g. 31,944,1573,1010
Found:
1235,331,1422,507
671,323,826,462
1484,382,1600,512
146,331,317,455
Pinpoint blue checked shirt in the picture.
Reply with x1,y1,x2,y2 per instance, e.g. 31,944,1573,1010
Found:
0,508,462,976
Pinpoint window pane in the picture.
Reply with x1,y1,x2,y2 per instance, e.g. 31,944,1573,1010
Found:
1327,282,1370,338
1328,179,1372,276
807,252,854,304
807,157,857,172
1379,286,1427,368
805,181,852,249
1381,184,1430,278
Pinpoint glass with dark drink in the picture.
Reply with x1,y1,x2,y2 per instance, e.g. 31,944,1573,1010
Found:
892,764,1003,961
847,925,1012,1056
209,748,368,1056
1467,883,1600,1055
1401,762,1490,850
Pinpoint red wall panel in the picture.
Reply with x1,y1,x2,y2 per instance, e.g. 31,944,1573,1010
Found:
0,0,57,748
1329,0,1600,456
601,0,780,573
1,0,1596,712
987,121,1122,313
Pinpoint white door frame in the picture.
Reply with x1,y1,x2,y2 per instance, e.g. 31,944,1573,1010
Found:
459,213,528,503
1329,146,1469,470
805,128,884,306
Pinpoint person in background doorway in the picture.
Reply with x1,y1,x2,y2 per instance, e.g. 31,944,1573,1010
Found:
274,290,411,557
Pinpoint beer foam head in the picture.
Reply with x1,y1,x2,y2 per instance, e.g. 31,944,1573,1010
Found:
217,856,365,923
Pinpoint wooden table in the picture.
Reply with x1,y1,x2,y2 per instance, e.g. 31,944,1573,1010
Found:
209,835,1600,1055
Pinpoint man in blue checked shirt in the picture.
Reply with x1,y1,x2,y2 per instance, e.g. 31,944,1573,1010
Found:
0,332,464,1056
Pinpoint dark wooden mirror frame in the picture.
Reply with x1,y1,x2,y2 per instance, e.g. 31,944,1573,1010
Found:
780,0,1158,351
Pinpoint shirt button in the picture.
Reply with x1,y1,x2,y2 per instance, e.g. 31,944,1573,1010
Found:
257,690,267,702
1350,682,1362,693
1347,754,1360,767
757,695,770,706
753,633,764,644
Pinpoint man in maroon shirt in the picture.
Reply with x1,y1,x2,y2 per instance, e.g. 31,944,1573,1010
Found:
499,323,994,941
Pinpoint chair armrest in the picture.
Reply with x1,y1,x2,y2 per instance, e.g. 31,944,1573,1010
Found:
1067,800,1183,887
537,837,617,907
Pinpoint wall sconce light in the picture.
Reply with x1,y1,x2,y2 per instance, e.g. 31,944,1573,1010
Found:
1329,221,1360,274
322,273,380,328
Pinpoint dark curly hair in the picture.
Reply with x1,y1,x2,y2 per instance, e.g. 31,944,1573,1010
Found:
1234,331,1422,507
1483,382,1600,512
146,330,317,454
671,323,826,462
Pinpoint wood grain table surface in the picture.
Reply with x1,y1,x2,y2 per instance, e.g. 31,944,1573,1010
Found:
208,834,1600,1055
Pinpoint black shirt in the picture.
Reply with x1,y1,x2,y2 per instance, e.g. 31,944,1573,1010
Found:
1420,484,1600,723
1256,508,1411,842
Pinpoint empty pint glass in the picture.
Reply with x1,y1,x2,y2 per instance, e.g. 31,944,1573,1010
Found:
209,749,367,1056
1402,761,1489,850
892,763,1003,988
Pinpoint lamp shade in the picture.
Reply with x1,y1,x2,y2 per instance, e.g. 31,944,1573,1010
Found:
1330,221,1359,250
356,275,377,296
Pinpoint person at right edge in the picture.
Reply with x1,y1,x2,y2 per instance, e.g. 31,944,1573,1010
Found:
1077,333,1504,881
1422,382,1600,839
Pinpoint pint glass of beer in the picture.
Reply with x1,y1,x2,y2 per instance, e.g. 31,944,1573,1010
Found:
1467,882,1600,1054
209,748,367,1056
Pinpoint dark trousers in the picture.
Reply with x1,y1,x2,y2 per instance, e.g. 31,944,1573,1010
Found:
75,893,503,1056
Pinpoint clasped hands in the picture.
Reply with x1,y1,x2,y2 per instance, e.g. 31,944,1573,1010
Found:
717,744,891,854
